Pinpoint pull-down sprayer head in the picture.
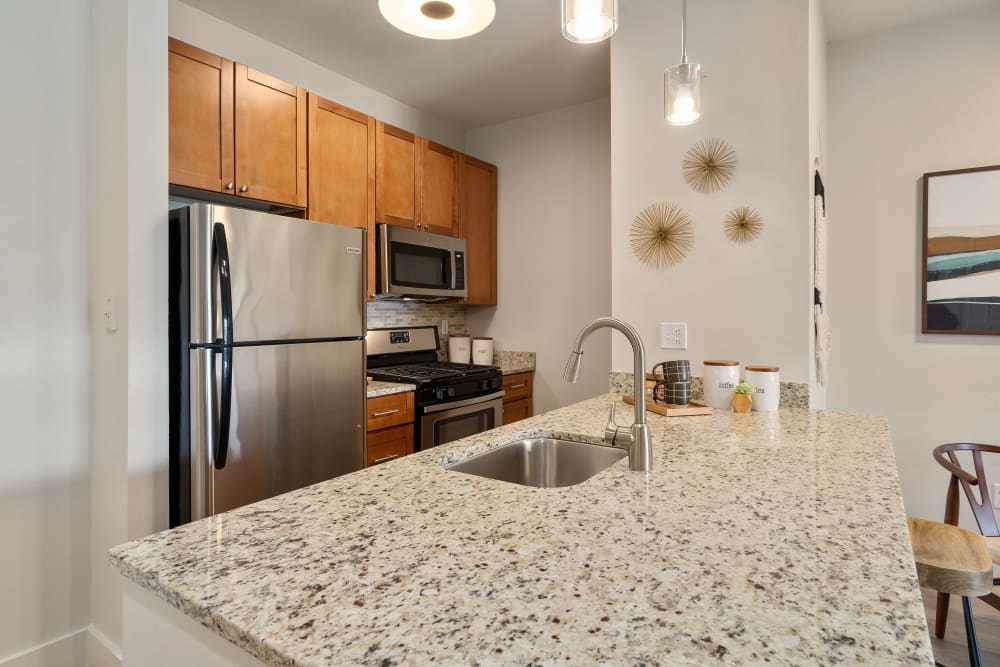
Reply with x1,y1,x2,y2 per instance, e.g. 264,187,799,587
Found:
564,351,583,383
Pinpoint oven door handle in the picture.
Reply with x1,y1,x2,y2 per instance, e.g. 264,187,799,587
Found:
421,390,506,414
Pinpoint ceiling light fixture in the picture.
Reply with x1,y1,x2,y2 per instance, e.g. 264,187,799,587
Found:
561,0,618,44
378,0,496,40
664,0,702,126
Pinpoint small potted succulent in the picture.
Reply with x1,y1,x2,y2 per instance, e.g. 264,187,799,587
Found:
732,383,753,413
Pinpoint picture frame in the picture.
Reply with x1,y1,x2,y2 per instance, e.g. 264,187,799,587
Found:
922,164,1000,335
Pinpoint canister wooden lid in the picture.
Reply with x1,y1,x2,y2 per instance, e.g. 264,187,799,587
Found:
745,365,779,372
472,336,492,340
448,333,470,337
704,360,739,366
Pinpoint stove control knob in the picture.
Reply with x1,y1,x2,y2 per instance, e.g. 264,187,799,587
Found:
447,387,456,397
479,380,489,390
434,388,446,400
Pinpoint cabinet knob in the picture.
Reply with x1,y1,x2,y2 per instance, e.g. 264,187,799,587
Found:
225,182,234,190
240,185,249,193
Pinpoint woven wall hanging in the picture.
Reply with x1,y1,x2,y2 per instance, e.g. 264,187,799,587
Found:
630,202,694,268
682,138,737,193
722,205,763,243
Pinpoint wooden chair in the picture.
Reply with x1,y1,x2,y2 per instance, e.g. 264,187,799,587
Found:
909,516,993,667
932,443,1000,639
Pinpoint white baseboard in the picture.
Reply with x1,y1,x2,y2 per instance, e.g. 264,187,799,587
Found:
0,626,121,667
0,629,87,667
86,625,121,666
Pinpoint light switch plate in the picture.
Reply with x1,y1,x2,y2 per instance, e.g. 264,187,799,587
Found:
660,322,687,349
440,319,449,336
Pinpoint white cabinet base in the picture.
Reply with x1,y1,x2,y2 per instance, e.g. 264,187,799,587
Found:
122,581,266,666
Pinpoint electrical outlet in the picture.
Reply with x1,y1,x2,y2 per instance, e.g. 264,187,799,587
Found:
994,483,1000,510
660,322,688,349
440,319,449,336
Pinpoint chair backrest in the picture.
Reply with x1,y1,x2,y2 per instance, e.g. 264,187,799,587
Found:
933,443,1000,538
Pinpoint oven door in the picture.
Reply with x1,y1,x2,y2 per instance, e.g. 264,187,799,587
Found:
419,391,504,450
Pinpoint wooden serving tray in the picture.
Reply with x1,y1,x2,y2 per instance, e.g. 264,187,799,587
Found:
622,394,713,417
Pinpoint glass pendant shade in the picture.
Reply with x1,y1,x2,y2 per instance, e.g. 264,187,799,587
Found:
378,0,495,40
665,62,702,126
562,0,618,44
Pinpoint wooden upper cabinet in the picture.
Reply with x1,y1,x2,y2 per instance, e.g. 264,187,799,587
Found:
420,140,459,236
307,95,374,228
459,154,498,305
167,39,306,207
307,95,376,297
375,122,419,228
168,38,234,193
234,64,307,207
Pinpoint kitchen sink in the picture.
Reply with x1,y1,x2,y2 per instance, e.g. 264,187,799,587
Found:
446,437,627,488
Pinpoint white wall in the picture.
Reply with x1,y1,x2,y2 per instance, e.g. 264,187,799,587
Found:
0,0,92,663
610,0,812,382
169,0,464,149
827,3,1000,524
88,1,129,658
465,99,613,413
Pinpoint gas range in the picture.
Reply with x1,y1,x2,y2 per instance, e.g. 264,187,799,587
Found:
369,360,502,405
366,327,504,451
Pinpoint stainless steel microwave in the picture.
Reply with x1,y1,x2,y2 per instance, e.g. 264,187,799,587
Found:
376,224,467,301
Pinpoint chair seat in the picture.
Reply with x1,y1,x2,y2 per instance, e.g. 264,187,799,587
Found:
908,517,994,597
984,536,1000,566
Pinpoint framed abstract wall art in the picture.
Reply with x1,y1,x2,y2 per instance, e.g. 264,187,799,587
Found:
923,164,1000,334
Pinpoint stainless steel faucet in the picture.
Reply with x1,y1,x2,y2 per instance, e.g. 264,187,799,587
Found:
564,317,653,472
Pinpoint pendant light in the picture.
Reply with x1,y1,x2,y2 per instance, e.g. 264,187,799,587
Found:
562,0,618,44
378,0,496,40
664,0,702,126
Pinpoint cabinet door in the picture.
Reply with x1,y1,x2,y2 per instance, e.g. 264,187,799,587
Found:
234,64,307,207
459,154,498,305
307,95,376,297
421,140,459,236
367,424,414,467
168,38,234,193
375,122,419,228
502,398,532,426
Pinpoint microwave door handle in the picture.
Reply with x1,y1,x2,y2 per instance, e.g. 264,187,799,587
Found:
212,222,234,469
449,250,456,289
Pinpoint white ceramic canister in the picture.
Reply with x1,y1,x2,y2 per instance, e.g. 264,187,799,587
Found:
745,365,780,412
472,337,494,365
448,334,471,364
702,360,741,409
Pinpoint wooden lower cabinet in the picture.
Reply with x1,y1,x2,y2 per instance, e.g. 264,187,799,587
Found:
367,423,414,467
502,371,534,425
366,391,415,467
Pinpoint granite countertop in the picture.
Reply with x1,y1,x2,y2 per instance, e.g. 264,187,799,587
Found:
366,381,415,398
495,350,535,376
110,396,933,666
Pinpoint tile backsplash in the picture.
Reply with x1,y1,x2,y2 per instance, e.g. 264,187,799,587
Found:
366,301,468,358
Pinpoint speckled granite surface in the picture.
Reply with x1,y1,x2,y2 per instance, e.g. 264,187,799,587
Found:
494,350,535,375
610,371,810,409
110,395,932,666
366,381,415,398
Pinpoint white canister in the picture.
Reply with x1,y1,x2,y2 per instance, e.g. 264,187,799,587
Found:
472,337,494,366
702,360,740,409
745,365,780,412
448,334,471,364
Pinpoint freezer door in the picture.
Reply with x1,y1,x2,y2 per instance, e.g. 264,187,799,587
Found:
188,204,365,344
191,339,366,519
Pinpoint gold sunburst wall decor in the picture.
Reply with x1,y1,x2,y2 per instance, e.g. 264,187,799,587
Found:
723,205,764,243
630,202,695,269
682,137,737,193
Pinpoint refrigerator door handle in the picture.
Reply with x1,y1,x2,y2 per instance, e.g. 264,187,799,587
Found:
213,222,234,469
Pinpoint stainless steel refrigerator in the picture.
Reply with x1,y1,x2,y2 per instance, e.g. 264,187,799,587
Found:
169,203,366,527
